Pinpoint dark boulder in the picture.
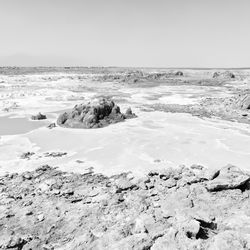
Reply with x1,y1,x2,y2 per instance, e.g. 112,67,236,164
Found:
31,112,47,120
57,98,137,129
47,123,56,129
175,71,184,76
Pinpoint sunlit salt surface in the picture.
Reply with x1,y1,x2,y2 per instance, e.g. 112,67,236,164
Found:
0,111,249,176
0,73,249,176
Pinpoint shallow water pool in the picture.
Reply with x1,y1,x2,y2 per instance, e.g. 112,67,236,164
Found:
0,115,49,136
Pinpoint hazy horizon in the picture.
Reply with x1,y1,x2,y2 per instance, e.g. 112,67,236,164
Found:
1,0,250,68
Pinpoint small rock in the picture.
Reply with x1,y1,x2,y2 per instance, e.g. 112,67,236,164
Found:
37,213,45,222
115,178,135,192
47,123,56,129
162,178,177,188
31,112,47,120
26,210,33,216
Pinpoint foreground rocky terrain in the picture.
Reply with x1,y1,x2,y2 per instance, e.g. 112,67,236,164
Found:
0,164,250,249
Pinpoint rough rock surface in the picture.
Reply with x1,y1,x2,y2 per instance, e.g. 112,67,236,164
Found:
95,70,184,84
0,164,249,249
57,98,137,129
144,89,250,124
213,71,235,79
231,90,250,110
31,112,47,120
47,123,56,129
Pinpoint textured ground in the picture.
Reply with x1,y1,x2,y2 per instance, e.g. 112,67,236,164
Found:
0,165,250,249
144,89,250,125
1,68,250,249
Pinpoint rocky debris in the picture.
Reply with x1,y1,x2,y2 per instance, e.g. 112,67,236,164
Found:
44,152,67,158
207,230,250,249
20,152,35,160
47,122,56,129
31,112,47,120
213,71,235,79
231,90,250,110
20,152,68,160
0,164,249,249
2,102,19,112
57,98,137,129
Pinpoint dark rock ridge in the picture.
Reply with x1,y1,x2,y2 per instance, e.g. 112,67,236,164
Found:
0,164,249,249
31,112,47,120
213,71,235,79
95,70,184,83
57,98,137,129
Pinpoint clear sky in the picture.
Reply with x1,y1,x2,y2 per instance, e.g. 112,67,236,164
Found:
0,0,250,67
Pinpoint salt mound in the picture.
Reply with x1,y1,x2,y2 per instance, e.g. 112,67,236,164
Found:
57,98,137,129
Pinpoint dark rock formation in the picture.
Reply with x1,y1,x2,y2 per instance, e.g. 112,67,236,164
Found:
175,71,184,76
44,152,67,158
31,112,47,120
0,164,249,249
20,152,35,160
57,98,137,129
213,71,235,79
95,70,185,84
47,123,56,129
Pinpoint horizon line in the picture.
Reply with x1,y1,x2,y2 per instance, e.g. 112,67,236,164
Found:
1,66,250,70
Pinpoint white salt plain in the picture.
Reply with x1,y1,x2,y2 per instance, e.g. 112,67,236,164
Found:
0,73,249,176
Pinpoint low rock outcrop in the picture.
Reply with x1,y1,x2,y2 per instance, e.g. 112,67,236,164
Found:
175,70,184,76
57,98,137,129
0,164,249,249
213,71,235,79
145,88,250,125
232,90,250,110
31,112,47,120
96,70,185,83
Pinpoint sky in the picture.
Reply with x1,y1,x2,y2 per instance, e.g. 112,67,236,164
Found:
0,0,250,67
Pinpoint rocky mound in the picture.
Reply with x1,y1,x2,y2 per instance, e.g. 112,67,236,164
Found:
0,164,249,249
57,99,137,129
174,70,184,76
213,71,235,79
